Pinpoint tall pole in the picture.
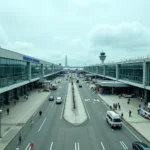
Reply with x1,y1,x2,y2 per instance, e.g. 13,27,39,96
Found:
0,109,2,138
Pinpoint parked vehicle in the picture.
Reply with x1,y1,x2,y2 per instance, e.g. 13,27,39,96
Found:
106,111,122,128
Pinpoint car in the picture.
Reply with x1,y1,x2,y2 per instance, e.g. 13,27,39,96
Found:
79,84,82,88
132,141,150,150
49,96,54,101
56,97,63,104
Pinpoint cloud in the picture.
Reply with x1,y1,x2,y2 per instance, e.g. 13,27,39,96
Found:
72,0,106,6
88,22,150,51
0,26,9,46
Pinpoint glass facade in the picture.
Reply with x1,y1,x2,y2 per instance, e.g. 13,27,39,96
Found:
147,63,150,86
98,66,104,75
44,64,53,75
31,62,41,79
0,58,28,88
105,65,116,78
119,63,143,84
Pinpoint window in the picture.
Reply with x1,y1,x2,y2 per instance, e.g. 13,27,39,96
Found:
113,118,121,122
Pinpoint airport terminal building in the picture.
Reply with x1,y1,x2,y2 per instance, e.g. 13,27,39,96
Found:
0,48,62,106
84,59,150,103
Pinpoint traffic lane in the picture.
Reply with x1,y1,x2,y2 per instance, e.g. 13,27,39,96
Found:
35,85,68,149
20,98,58,150
22,95,66,150
78,86,127,150
52,125,101,150
22,81,68,149
81,82,146,149
82,82,150,144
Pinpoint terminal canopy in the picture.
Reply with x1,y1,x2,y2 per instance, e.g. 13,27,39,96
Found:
96,80,129,88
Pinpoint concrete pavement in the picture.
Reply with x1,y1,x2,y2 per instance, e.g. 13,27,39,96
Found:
4,76,150,150
63,82,87,125
87,82,150,142
98,94,150,142
0,89,50,150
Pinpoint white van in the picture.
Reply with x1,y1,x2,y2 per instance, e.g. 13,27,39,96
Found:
106,111,122,129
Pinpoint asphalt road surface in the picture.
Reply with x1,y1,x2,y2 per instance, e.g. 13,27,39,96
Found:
15,77,149,150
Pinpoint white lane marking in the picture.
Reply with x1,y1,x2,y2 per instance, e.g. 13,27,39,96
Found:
3,127,12,137
38,117,47,132
25,143,30,150
60,99,66,119
75,143,77,150
120,141,128,150
100,142,106,150
50,142,53,150
82,98,91,119
122,123,142,142
77,142,80,150
93,101,95,104
51,101,55,107
121,141,128,149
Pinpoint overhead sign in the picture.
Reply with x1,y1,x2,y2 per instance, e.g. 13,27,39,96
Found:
23,56,40,63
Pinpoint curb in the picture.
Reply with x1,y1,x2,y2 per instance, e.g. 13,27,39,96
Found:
98,94,150,143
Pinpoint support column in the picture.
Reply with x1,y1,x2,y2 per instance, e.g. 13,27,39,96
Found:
116,64,119,80
144,89,148,103
27,62,31,81
143,62,147,86
111,88,114,94
41,64,44,79
103,65,106,77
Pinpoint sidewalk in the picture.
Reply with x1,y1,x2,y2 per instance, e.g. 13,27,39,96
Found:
98,93,150,142
0,89,50,150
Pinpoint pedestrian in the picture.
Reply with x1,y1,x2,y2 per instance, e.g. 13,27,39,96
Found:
30,119,33,127
129,110,132,117
30,140,35,149
6,108,9,115
110,105,112,110
140,97,143,102
127,98,130,104
116,103,118,110
118,104,120,110
39,110,42,116
18,133,22,144
121,113,123,118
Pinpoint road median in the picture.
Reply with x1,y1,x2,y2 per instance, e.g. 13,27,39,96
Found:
63,82,87,125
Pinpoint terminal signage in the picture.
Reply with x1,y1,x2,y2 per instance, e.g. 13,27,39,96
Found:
23,56,40,63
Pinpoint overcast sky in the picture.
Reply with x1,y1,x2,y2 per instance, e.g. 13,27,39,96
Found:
0,0,150,66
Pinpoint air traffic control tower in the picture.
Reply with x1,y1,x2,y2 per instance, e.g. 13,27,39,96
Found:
99,51,106,64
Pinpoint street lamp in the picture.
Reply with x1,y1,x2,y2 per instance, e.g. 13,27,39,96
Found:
0,109,2,138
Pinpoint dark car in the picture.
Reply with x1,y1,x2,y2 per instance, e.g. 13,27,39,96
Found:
79,84,82,88
132,141,150,150
49,96,54,101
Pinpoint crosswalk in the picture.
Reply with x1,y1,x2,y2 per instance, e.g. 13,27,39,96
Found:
84,99,100,103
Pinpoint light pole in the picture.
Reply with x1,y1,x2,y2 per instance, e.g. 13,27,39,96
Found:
0,109,2,138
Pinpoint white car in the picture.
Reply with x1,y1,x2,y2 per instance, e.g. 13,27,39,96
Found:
106,111,122,129
56,97,62,104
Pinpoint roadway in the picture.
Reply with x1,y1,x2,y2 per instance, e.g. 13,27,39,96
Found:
17,76,148,150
